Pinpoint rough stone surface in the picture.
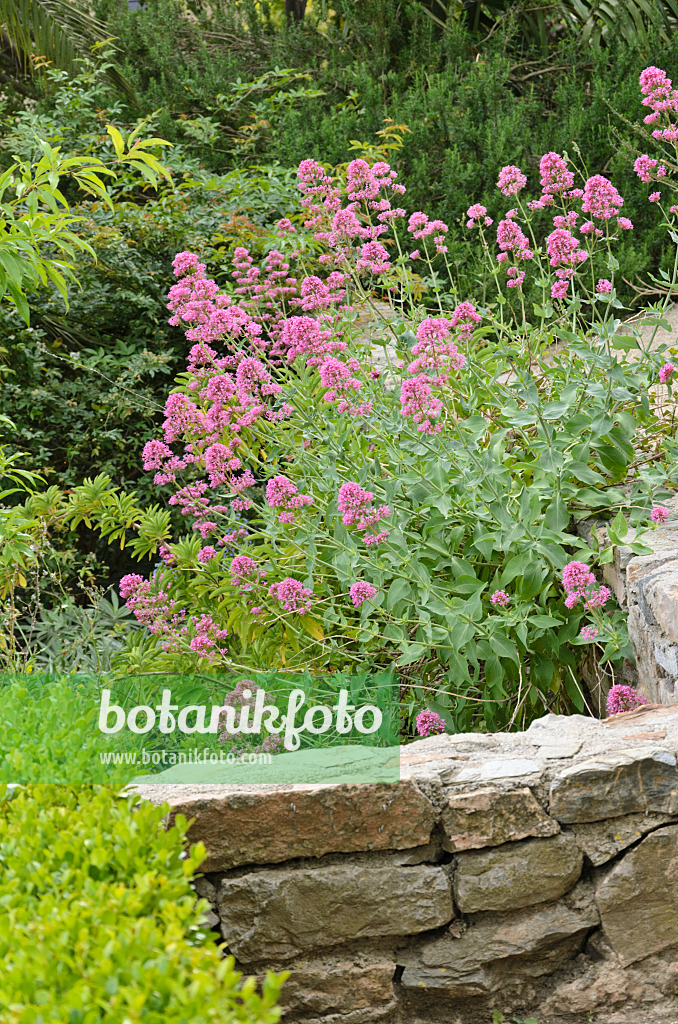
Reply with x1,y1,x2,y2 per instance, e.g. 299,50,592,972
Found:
145,781,436,870
398,882,598,997
217,864,453,960
549,747,678,822
276,955,396,1022
571,811,674,865
454,833,582,913
596,824,678,965
441,786,559,852
137,704,678,1023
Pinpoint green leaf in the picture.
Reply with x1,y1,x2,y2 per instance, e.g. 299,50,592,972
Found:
387,577,412,610
529,614,561,629
545,494,569,532
519,563,544,601
106,125,126,159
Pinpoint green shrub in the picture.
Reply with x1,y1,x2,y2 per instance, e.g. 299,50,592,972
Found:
0,785,286,1023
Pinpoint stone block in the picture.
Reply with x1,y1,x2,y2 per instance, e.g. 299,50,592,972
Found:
452,757,541,784
549,748,678,822
643,566,678,644
596,824,678,965
155,782,437,870
441,787,559,852
277,956,395,1020
218,864,453,960
453,833,582,913
571,812,675,865
398,887,599,997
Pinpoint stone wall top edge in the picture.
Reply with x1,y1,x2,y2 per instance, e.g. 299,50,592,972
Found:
132,705,678,807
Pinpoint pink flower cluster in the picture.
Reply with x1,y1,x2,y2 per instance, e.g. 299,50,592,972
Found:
350,580,377,606
561,561,611,611
582,176,623,220
497,165,527,196
639,66,678,143
230,554,267,592
651,505,670,524
280,315,346,366
659,363,675,384
415,709,446,737
466,203,493,229
297,157,405,270
218,680,282,755
119,571,230,663
291,273,346,313
319,357,372,416
409,317,467,377
337,481,391,546
400,375,443,435
606,684,648,715
266,474,314,524
580,625,599,641
407,212,449,253
231,246,299,358
268,577,313,614
496,215,533,286
119,572,186,649
546,228,587,300
491,590,510,606
189,614,229,657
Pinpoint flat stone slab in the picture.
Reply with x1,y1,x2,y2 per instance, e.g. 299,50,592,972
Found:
571,812,674,866
453,757,542,783
441,786,559,852
549,748,678,822
132,780,436,871
454,833,582,913
218,864,453,960
596,824,678,965
398,885,599,997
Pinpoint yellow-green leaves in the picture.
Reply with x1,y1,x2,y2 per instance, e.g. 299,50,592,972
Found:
0,128,172,323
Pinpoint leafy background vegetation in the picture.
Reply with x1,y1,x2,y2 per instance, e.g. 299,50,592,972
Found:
0,0,676,676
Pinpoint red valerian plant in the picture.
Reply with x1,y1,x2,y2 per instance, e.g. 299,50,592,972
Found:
60,68,678,730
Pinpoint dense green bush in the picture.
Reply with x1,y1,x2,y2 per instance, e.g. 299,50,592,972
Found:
0,58,301,596
90,0,678,302
0,784,286,1022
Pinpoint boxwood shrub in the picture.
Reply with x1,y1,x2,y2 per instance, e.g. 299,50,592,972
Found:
0,785,285,1023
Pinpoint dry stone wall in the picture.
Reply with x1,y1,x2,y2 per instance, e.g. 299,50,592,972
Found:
137,704,678,1024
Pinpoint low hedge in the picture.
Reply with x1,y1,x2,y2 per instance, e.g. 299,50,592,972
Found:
0,785,286,1023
